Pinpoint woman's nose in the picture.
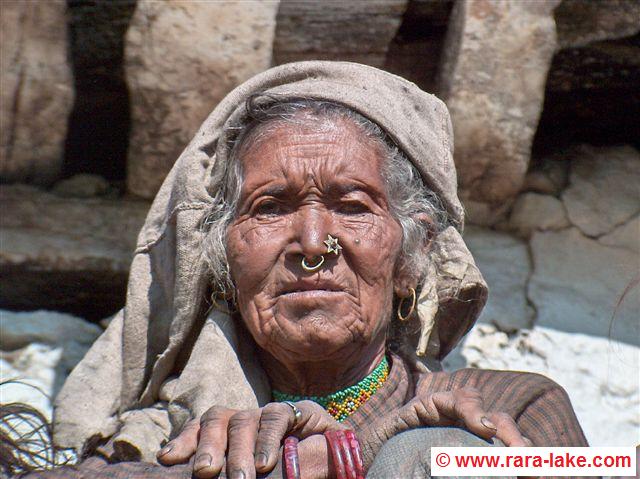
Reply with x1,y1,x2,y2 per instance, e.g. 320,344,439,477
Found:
298,207,330,258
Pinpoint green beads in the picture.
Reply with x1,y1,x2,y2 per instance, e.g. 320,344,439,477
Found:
273,356,389,422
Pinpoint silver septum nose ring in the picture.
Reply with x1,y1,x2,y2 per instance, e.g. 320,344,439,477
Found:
300,234,342,272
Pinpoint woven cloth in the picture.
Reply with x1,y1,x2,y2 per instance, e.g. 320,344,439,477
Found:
53,61,488,461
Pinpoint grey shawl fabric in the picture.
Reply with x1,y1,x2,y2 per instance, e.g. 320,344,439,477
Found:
53,61,487,462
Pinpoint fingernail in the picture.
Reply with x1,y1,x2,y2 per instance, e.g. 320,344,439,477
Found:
255,452,268,468
230,470,246,479
194,453,212,471
523,436,533,447
481,416,497,430
157,443,173,457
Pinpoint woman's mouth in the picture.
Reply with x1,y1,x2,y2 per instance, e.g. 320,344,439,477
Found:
278,278,345,297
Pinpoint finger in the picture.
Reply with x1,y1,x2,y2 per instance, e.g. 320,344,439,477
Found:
254,403,293,473
157,419,200,465
488,412,528,447
226,409,261,479
430,389,499,441
294,400,345,436
193,406,235,478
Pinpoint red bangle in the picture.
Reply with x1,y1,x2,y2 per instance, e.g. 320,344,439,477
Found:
336,430,358,479
344,430,365,479
325,430,348,479
283,436,300,479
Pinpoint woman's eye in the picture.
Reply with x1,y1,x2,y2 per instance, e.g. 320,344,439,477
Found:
338,202,369,215
254,201,284,216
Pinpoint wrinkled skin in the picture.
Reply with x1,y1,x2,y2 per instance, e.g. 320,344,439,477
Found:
158,116,528,478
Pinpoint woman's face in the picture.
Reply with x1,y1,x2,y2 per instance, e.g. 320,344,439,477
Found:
226,117,405,364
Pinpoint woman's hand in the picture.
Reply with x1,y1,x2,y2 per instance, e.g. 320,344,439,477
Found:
358,387,530,468
157,400,343,478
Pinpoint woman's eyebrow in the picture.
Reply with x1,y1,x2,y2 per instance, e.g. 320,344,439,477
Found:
254,185,288,198
241,184,289,207
328,182,385,202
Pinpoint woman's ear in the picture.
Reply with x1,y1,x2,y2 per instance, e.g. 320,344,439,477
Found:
394,212,434,297
393,274,416,298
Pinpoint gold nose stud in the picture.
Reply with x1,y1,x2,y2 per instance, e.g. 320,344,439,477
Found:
301,235,341,272
323,234,342,256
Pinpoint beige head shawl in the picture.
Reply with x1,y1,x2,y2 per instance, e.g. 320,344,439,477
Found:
53,61,487,462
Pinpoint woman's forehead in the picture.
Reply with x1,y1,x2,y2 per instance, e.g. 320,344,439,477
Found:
239,121,388,196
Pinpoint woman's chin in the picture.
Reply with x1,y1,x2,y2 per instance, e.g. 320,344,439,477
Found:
268,310,363,362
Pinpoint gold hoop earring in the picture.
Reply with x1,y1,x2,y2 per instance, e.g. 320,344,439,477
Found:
397,287,416,321
301,255,325,272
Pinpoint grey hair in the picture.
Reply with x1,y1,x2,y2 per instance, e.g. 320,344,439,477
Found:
201,98,449,297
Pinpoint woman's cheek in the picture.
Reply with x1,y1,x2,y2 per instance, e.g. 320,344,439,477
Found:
228,222,286,292
343,220,402,281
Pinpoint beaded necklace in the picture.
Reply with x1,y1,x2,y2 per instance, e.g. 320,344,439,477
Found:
272,356,389,422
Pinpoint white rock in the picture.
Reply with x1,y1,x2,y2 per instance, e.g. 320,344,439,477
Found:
464,227,533,331
529,228,639,345
0,0,74,184
509,193,570,237
0,343,61,420
599,215,640,254
0,310,102,394
562,145,640,237
125,0,280,199
439,0,559,204
444,324,640,447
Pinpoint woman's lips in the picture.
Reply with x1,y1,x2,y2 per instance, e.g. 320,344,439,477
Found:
277,278,345,297
279,289,346,299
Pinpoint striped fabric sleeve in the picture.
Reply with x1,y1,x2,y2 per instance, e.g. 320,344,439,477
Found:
418,368,589,447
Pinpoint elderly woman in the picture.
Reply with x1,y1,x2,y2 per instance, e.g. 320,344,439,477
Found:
43,62,587,479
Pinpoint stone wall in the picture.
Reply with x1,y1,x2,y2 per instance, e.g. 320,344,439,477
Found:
1,0,638,450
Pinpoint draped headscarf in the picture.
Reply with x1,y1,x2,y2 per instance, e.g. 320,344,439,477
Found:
53,61,487,462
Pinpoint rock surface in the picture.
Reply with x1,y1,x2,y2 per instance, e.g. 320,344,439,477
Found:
52,174,111,198
508,193,569,238
555,0,640,49
444,324,640,447
464,227,533,331
125,0,280,199
274,0,407,67
599,215,639,254
438,0,559,205
1,310,102,381
529,227,639,345
0,0,74,185
522,156,569,196
0,309,101,421
0,185,149,319
562,145,640,237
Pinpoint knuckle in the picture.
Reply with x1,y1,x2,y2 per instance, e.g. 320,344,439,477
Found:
263,402,288,417
456,387,482,402
492,412,515,424
201,406,230,425
182,418,200,432
227,410,256,432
